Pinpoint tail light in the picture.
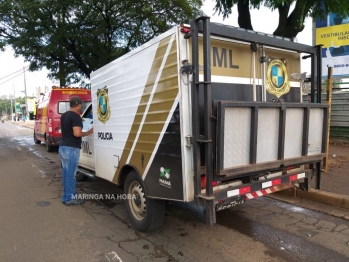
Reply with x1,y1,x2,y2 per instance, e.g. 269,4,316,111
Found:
180,24,191,34
48,119,52,133
55,126,61,134
201,175,218,189
181,27,190,34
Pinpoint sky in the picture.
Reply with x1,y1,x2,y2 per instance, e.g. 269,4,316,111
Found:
0,49,55,98
0,1,312,98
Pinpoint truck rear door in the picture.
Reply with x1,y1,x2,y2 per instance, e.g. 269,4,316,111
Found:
186,17,328,226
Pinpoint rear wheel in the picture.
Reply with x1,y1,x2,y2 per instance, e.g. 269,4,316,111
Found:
124,171,165,232
33,132,41,144
45,137,54,152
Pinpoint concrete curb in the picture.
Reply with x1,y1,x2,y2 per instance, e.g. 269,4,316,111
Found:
8,121,34,129
275,187,349,210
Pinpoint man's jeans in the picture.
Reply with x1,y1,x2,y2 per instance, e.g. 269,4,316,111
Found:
59,146,80,203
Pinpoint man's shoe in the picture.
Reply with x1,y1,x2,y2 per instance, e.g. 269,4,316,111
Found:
63,199,84,206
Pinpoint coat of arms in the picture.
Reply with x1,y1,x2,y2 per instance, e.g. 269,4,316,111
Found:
97,86,111,124
266,57,290,98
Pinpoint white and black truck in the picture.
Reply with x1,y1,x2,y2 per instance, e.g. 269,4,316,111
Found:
78,17,328,232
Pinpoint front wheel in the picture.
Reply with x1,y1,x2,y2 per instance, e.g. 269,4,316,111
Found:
124,171,165,232
75,172,87,182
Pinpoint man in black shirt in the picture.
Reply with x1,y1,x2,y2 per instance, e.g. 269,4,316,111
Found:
59,96,93,205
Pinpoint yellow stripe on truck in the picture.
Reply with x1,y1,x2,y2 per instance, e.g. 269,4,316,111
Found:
112,35,177,183
128,40,178,177
41,101,48,135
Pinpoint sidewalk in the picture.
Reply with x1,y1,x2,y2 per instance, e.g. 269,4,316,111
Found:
274,142,349,211
8,119,34,129
8,119,349,211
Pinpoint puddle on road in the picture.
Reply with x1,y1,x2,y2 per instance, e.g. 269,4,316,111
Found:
215,200,349,262
28,147,44,158
216,209,335,261
166,197,349,261
12,136,33,145
26,146,59,169
216,210,256,237
27,146,59,166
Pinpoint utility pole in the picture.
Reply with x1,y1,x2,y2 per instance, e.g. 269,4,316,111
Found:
4,96,7,115
10,96,12,118
13,85,16,121
23,66,28,121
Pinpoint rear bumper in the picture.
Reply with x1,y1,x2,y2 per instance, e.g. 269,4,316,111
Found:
47,136,61,146
197,170,310,211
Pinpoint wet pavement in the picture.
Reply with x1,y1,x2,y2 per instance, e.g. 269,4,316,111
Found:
217,198,349,261
1,121,349,261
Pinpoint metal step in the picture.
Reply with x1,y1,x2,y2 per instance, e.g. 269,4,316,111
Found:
77,167,96,179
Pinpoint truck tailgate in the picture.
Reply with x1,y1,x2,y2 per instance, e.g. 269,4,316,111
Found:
215,101,329,178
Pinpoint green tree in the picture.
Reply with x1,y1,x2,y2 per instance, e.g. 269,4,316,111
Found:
0,0,203,85
0,95,11,115
0,96,33,116
213,0,349,38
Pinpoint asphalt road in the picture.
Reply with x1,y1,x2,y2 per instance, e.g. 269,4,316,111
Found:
1,122,349,262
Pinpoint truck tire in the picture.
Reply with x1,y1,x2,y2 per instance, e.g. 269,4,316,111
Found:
33,132,41,144
75,172,87,182
45,137,54,152
124,170,165,232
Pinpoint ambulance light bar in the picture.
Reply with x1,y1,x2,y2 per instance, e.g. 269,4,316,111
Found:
51,84,91,90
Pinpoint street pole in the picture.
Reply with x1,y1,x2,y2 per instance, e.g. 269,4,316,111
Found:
23,66,28,121
10,98,12,118
5,97,7,116
323,67,333,172
13,85,16,121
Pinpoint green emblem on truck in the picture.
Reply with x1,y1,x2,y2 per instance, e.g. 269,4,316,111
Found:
159,167,171,188
97,86,111,124
160,167,170,179
266,57,290,98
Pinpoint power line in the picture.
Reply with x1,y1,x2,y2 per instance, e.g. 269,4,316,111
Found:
0,67,29,86
0,66,29,82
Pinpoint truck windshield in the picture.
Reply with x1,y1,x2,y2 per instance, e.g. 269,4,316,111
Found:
58,101,90,114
